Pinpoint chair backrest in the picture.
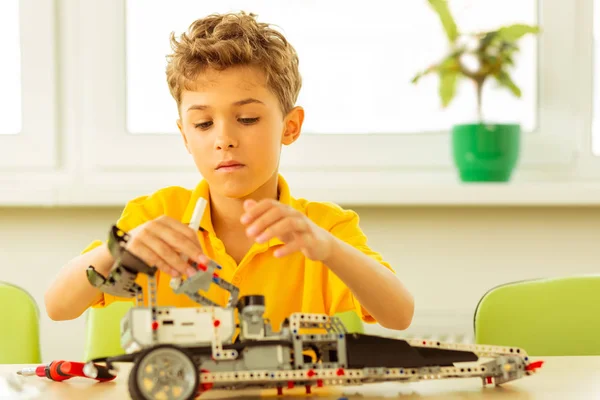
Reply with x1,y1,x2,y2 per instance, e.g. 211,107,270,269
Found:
84,301,363,361
0,282,41,363
84,301,133,361
474,275,600,356
335,310,364,334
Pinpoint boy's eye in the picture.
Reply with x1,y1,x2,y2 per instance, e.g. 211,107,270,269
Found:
239,117,260,125
194,121,213,130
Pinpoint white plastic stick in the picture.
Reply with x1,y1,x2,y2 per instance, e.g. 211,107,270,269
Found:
188,197,207,233
171,197,208,288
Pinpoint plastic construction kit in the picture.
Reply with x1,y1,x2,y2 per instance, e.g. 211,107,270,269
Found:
85,203,543,400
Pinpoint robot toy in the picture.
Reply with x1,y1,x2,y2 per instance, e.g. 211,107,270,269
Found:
84,210,543,400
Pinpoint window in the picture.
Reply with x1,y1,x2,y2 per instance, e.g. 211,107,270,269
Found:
78,1,581,184
0,0,57,169
594,0,600,156
2,0,600,206
125,0,537,136
0,0,21,135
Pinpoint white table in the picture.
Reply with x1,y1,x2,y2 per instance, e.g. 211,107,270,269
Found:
1,356,598,399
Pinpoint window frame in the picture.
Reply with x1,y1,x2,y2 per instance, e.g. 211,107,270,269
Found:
77,0,584,174
4,0,600,207
0,0,58,169
560,0,600,180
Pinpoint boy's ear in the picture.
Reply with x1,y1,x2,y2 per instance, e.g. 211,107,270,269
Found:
281,106,304,145
177,119,191,154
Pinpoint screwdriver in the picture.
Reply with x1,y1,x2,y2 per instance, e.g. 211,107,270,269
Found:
16,360,116,382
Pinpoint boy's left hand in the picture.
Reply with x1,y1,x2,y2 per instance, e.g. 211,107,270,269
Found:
241,199,334,261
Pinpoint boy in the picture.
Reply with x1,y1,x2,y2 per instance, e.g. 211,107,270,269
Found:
45,12,414,332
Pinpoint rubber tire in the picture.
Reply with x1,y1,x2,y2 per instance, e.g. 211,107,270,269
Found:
128,344,199,400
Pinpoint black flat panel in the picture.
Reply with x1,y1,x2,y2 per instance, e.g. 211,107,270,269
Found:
344,334,478,369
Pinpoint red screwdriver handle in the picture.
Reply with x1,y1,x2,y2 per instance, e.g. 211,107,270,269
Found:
31,360,116,382
47,361,72,382
61,361,116,382
34,365,48,378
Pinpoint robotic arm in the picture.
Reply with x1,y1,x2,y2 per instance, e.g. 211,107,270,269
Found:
170,259,239,308
86,225,158,304
86,222,239,309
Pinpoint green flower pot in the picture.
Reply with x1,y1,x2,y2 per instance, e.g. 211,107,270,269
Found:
451,123,520,182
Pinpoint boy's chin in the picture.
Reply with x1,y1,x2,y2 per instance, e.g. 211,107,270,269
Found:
211,179,256,199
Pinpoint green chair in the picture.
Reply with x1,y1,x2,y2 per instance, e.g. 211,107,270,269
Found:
335,310,364,334
84,301,363,361
474,275,600,356
84,301,133,361
0,282,41,363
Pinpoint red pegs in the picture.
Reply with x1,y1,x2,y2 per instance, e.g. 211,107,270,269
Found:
213,319,221,327
305,385,312,394
336,368,345,376
199,369,214,392
198,263,207,271
486,376,493,384
525,360,544,371
307,369,315,377
287,381,294,389
276,386,283,396
317,379,323,387
151,321,159,330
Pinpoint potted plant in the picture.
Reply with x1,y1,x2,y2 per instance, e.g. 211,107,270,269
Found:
412,0,540,182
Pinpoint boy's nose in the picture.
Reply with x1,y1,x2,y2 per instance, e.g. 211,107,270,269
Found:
215,141,235,150
214,132,238,150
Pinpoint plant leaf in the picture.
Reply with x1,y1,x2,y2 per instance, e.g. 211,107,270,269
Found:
439,70,458,107
412,65,435,84
427,0,459,42
411,70,427,84
412,52,460,84
440,53,461,68
494,70,521,97
497,24,540,42
502,54,515,66
479,31,498,51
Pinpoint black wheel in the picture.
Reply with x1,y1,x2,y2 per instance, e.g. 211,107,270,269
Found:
128,344,199,400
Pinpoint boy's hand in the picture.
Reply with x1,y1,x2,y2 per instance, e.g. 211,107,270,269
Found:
241,199,335,261
125,216,206,277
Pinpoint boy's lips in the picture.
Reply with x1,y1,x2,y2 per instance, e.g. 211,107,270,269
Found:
216,160,245,171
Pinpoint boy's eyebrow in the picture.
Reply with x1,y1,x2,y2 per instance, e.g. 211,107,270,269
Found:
187,98,264,112
232,98,265,106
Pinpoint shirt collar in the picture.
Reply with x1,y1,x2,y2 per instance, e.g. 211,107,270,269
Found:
182,174,292,247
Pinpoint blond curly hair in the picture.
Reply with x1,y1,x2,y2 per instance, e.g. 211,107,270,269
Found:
166,12,302,115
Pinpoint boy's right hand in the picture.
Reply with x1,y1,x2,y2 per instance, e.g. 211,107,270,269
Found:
124,216,204,277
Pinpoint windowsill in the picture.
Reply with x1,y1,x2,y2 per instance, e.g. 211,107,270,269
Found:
292,182,600,207
321,182,600,206
3,171,600,207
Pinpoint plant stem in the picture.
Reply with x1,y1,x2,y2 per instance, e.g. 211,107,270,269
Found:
457,57,486,122
475,79,484,122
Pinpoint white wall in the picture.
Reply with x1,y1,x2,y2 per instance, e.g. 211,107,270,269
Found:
1,205,598,362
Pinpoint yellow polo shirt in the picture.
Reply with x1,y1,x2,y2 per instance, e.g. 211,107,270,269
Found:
82,175,394,330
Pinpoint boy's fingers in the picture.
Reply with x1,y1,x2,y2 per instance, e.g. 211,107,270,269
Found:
198,254,210,263
126,238,180,277
152,219,203,261
158,216,202,244
241,199,278,224
255,216,306,243
243,199,257,210
137,230,191,275
245,206,285,237
274,240,302,258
